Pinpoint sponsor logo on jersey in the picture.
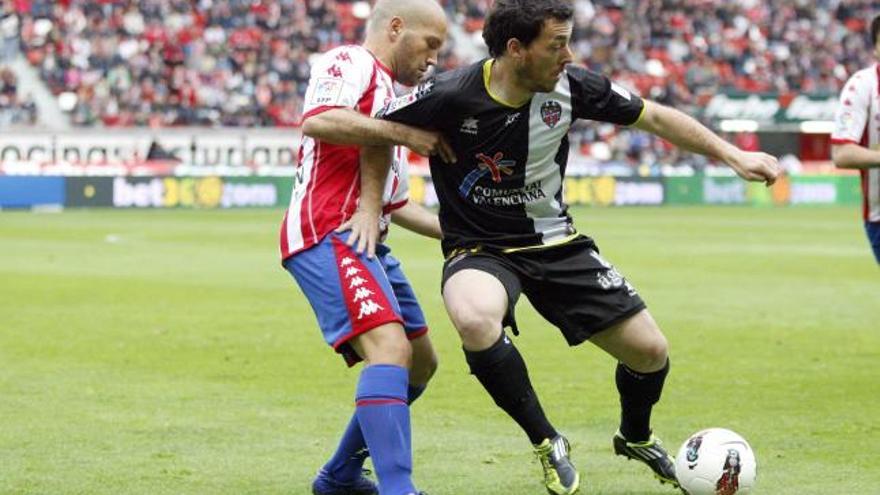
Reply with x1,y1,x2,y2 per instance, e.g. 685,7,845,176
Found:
458,151,515,197
379,78,434,117
379,93,416,116
470,182,547,206
540,100,563,128
505,113,521,126
475,152,514,183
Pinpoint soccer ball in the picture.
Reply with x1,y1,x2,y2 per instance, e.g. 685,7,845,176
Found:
674,428,757,495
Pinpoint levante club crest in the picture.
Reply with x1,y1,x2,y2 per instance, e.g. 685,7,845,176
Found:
540,100,562,128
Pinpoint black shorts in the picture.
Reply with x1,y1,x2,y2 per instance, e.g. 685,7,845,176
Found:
441,236,646,346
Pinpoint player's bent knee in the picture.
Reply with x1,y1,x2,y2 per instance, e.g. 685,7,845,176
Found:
353,323,413,368
444,272,508,349
445,296,502,333
409,337,438,385
450,311,501,347
370,338,412,368
632,334,669,372
410,351,438,385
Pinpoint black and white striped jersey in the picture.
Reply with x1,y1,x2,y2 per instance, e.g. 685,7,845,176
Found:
379,59,645,255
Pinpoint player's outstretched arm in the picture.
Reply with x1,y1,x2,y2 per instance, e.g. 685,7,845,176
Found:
336,145,391,259
634,101,780,185
303,108,456,161
831,143,880,170
391,201,442,240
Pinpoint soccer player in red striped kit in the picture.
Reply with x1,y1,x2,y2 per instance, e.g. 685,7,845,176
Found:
279,1,453,494
831,14,880,264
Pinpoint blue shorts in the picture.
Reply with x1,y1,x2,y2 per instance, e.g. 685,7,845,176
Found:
866,221,880,264
284,231,429,366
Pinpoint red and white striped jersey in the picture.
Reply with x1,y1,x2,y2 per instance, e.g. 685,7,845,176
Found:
831,65,880,222
281,45,409,260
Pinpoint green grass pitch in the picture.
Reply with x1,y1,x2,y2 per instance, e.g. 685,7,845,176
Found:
0,206,877,494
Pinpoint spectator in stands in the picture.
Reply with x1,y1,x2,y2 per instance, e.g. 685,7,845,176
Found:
0,65,36,125
1,1,20,62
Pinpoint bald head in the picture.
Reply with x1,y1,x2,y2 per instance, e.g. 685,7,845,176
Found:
367,0,446,34
362,0,448,86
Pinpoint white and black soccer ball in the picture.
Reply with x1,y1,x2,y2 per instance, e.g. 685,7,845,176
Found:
674,428,757,495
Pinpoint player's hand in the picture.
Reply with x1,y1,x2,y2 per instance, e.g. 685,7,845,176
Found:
336,208,381,259
727,151,780,186
401,127,457,163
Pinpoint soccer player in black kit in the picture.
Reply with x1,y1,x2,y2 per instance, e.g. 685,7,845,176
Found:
358,1,780,493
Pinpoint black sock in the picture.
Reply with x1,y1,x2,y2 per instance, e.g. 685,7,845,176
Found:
616,359,669,442
464,332,557,445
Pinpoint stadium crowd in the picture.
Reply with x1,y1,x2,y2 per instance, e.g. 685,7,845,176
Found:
0,66,37,126
0,0,877,166
446,0,878,170
1,0,464,127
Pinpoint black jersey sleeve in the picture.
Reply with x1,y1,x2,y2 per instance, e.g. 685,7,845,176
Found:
567,65,645,126
377,77,451,129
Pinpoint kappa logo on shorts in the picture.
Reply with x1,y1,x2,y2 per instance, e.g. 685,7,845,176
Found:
331,237,398,330
357,300,384,319
353,287,375,301
337,256,385,320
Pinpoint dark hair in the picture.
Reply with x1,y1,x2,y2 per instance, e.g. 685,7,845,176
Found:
482,0,574,57
872,14,880,46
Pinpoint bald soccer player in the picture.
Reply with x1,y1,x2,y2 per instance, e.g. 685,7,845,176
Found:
279,1,451,494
